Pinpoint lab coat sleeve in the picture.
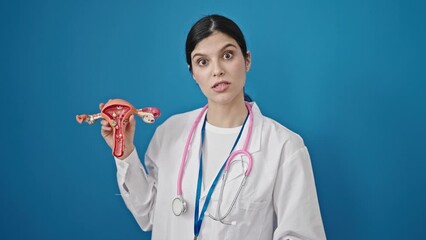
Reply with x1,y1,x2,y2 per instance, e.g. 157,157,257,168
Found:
115,131,160,231
273,146,326,240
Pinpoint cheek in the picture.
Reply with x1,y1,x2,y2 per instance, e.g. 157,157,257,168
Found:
229,61,247,79
192,69,209,84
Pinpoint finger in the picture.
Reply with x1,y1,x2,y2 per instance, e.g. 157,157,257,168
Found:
128,115,136,130
100,119,109,126
99,102,105,111
101,125,112,132
129,115,136,125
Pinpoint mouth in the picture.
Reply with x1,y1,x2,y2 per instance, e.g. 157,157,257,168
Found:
212,81,231,92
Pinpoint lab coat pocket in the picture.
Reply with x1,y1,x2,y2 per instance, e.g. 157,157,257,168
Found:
218,199,268,240
210,155,268,239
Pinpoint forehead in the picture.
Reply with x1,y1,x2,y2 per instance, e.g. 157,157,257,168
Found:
191,32,240,56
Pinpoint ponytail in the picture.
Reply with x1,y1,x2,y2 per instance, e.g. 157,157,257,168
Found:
244,92,253,102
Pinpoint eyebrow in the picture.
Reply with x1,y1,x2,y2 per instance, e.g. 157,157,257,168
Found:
191,43,238,60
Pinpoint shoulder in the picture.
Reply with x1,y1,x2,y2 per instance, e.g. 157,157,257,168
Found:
253,103,306,154
264,116,305,148
152,107,204,141
160,107,202,129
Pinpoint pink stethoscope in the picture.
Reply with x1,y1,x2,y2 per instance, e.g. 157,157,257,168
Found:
172,102,254,224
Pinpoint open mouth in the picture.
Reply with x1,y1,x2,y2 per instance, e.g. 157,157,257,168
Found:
212,81,231,91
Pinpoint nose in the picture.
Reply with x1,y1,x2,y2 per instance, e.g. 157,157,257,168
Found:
212,61,224,77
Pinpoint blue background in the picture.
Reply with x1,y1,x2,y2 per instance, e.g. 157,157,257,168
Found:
1,0,425,239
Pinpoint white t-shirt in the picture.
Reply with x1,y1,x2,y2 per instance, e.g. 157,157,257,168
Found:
202,122,242,189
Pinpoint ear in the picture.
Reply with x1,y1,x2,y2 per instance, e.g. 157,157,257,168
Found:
245,51,252,72
188,64,198,82
192,73,198,83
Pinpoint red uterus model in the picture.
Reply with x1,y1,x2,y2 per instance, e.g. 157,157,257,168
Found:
76,99,161,158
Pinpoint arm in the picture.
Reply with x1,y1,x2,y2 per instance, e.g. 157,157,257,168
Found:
273,146,326,240
115,130,160,231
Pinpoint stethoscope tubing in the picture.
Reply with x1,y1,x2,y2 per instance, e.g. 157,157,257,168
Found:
225,149,253,176
177,105,208,196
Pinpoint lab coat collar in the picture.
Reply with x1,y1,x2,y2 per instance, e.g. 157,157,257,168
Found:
246,102,263,154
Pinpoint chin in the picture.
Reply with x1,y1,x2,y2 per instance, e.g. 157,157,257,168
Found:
208,93,244,106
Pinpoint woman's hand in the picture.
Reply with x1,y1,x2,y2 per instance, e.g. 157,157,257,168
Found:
99,102,136,160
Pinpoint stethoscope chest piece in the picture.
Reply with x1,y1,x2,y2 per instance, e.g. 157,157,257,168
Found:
172,196,187,216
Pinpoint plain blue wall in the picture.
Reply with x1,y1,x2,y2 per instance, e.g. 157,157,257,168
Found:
1,0,425,239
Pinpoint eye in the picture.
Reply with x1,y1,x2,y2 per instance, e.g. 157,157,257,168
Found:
197,58,208,66
223,51,233,60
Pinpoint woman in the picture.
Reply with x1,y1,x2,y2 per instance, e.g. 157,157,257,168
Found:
101,14,326,240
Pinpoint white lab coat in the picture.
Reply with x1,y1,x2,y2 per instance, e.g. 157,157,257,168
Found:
115,102,326,240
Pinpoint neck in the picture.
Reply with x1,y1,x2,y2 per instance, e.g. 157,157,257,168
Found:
206,99,248,128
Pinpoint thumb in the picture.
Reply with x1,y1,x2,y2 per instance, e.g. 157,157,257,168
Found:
128,115,136,131
99,102,105,111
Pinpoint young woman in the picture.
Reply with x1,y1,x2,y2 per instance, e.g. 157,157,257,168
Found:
101,14,326,240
